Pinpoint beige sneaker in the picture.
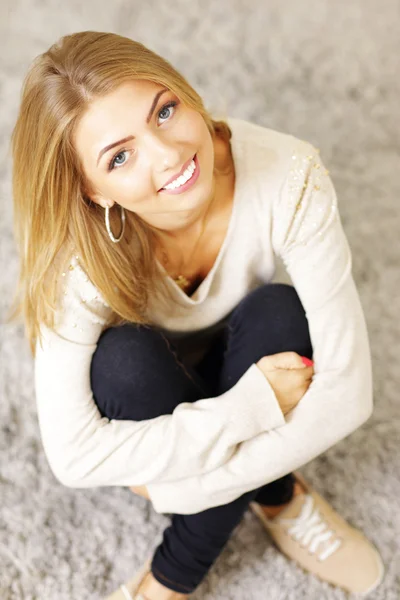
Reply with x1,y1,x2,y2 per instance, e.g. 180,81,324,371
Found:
104,555,189,599
250,471,384,596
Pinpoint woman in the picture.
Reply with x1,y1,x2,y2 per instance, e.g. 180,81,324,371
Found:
9,31,384,599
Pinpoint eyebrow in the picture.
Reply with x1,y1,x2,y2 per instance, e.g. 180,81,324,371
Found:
96,87,169,167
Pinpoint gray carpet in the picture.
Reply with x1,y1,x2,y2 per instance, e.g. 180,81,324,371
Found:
1,1,399,598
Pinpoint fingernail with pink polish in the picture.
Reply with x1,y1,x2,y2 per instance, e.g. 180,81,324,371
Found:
301,357,314,366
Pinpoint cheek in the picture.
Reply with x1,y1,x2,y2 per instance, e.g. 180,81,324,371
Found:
200,135,215,171
109,171,156,213
179,112,205,142
109,170,143,200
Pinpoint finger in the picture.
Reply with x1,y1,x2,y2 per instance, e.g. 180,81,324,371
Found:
299,365,314,376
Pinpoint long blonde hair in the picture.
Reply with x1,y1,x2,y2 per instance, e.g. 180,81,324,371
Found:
7,31,232,358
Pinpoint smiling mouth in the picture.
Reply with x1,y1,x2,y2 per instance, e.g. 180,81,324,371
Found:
159,154,197,191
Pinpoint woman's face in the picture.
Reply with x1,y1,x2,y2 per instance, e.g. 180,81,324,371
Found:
73,79,216,234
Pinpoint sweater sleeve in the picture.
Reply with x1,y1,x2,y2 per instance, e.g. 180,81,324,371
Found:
145,140,374,514
34,256,286,489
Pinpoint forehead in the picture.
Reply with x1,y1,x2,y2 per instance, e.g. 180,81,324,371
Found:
73,80,167,154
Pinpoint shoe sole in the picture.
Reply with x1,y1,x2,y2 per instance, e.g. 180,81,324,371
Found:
354,547,385,597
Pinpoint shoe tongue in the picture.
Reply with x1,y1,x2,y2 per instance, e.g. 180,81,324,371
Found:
274,492,308,521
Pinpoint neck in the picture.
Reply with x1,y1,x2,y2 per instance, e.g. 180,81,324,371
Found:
154,184,218,246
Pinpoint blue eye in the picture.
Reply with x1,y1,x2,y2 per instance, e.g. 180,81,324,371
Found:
158,101,178,123
107,100,178,171
109,149,128,170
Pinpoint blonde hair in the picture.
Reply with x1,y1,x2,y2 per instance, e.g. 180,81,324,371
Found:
7,31,232,358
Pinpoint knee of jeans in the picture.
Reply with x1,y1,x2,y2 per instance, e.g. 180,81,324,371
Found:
92,323,166,376
230,283,312,353
232,283,304,322
90,324,160,411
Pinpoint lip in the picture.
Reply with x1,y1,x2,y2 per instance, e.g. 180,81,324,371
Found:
159,154,200,194
160,156,194,190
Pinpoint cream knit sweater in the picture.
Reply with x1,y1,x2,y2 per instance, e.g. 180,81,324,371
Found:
34,117,373,514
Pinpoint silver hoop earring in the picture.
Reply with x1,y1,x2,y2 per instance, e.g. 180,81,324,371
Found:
105,204,126,243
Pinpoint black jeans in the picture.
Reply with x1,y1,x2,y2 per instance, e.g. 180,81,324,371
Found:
90,283,313,594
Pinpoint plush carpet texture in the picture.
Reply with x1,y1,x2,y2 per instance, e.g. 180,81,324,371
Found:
1,1,399,598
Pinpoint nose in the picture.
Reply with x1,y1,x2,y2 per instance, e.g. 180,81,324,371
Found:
142,132,182,174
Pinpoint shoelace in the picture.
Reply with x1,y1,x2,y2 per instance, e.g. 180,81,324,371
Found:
279,494,342,561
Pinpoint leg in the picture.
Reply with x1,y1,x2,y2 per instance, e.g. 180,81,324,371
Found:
91,283,313,595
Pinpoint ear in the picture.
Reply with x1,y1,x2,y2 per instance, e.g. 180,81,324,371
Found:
85,190,115,210
82,178,114,209
94,196,115,210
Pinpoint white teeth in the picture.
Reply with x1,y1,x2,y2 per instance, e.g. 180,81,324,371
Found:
163,159,196,190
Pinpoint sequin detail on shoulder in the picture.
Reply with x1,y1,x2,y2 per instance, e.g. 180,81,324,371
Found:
283,141,337,250
55,252,112,338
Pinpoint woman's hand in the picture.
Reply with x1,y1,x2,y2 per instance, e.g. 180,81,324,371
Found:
129,485,151,499
256,352,314,415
